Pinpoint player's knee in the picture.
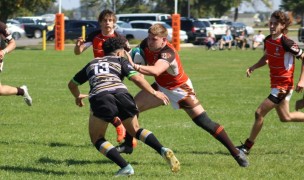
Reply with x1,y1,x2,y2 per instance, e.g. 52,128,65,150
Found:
94,138,106,151
278,116,291,122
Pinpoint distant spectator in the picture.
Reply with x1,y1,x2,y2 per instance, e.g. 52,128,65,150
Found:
235,31,248,50
205,32,216,50
252,30,265,50
219,30,233,50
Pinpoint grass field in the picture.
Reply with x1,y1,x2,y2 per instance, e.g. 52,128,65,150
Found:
1,45,304,179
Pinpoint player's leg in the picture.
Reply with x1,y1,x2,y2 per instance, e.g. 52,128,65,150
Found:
183,102,248,167
237,95,277,154
116,90,163,153
0,84,32,106
122,115,180,172
276,99,304,122
89,114,134,177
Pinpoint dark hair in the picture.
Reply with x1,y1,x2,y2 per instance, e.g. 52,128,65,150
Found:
98,9,116,23
102,37,126,55
270,10,291,34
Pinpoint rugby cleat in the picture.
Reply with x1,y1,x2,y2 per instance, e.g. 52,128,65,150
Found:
234,150,249,167
115,164,134,177
20,85,32,106
161,147,180,172
116,143,133,154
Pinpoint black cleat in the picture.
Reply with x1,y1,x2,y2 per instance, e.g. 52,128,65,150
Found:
116,143,133,154
234,150,249,167
236,143,250,155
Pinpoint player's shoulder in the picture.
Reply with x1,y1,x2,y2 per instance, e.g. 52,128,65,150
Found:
86,30,101,41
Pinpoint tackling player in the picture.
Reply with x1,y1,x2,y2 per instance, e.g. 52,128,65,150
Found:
117,24,249,167
237,10,304,155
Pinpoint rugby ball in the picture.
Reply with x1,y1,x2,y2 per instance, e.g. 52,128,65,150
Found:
130,47,146,65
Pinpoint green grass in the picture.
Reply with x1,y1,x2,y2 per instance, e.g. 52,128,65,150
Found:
1,45,304,179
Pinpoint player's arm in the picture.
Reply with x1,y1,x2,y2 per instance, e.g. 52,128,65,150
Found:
68,80,88,107
129,73,169,105
134,59,169,76
0,35,16,59
68,66,89,107
246,54,267,77
74,37,92,55
295,60,304,93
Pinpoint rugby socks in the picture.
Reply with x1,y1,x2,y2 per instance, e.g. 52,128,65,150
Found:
244,138,254,150
136,128,163,154
16,87,24,96
95,138,128,168
124,132,133,147
193,112,239,156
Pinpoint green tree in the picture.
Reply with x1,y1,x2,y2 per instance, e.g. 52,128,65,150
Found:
280,0,304,26
0,0,55,22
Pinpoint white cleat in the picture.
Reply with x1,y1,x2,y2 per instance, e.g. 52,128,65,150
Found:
20,85,32,106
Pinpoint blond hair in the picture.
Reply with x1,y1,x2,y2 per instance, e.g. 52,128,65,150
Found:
148,24,168,37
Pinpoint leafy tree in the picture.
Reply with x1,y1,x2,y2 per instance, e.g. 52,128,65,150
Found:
0,0,55,22
280,0,304,26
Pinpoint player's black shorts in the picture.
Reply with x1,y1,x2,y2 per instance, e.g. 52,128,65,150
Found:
89,92,139,122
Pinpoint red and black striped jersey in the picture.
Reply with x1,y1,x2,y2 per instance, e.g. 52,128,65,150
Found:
264,34,303,90
86,30,130,58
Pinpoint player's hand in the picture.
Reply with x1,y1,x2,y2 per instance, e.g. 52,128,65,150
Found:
0,50,5,59
153,91,170,105
296,80,304,93
246,67,254,77
75,94,88,107
124,50,135,66
75,37,85,47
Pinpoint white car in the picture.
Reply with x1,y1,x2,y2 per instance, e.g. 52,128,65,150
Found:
208,18,229,40
116,20,188,43
6,23,25,40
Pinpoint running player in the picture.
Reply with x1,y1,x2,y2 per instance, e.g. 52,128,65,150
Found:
236,10,304,155
0,21,32,106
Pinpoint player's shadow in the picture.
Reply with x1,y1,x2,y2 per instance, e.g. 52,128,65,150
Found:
0,165,67,175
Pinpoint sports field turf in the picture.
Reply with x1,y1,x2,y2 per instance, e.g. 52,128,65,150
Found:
0,45,304,179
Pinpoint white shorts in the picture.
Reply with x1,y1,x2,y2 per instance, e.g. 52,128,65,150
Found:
156,79,198,109
270,88,293,101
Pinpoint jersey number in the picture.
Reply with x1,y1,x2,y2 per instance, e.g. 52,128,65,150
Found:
94,62,110,74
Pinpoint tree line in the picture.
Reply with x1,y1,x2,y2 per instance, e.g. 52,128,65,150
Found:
0,0,303,25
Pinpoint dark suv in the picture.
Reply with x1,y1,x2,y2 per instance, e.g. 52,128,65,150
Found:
162,18,207,44
46,20,100,41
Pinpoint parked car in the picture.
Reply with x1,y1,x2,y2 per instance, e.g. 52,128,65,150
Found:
7,19,23,27
223,21,254,38
116,13,171,22
12,17,48,38
162,18,207,44
6,24,25,40
116,20,188,43
46,20,100,41
208,18,229,40
198,18,213,36
298,27,304,43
